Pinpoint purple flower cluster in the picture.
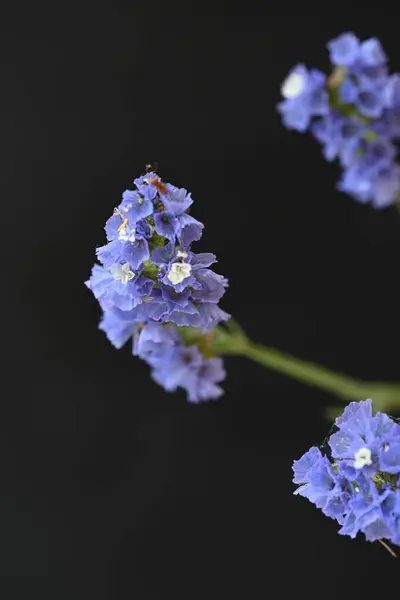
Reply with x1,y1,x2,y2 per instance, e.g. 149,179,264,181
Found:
133,323,225,403
293,399,400,547
278,32,400,208
86,169,229,401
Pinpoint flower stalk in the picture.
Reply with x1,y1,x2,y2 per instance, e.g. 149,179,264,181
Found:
214,324,400,414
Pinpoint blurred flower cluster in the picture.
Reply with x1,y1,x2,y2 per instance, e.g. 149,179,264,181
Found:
86,169,229,401
278,32,400,208
293,399,400,547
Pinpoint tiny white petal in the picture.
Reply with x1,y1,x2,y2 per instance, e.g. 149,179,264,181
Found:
110,263,135,284
177,249,188,259
118,225,136,243
354,447,372,469
109,266,120,278
281,72,305,99
167,262,192,285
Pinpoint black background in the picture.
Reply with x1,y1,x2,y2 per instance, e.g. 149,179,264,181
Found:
2,5,400,598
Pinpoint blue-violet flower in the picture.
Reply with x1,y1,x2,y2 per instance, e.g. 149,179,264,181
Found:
293,399,400,548
278,32,400,208
86,168,230,401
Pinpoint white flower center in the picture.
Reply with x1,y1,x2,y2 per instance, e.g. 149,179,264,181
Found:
110,263,135,285
167,262,191,285
176,249,188,259
281,72,305,99
354,447,372,469
118,225,136,243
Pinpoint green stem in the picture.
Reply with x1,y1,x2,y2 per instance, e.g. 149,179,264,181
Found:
213,327,400,414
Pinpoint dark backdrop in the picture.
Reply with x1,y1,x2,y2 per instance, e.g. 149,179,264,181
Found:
1,5,400,599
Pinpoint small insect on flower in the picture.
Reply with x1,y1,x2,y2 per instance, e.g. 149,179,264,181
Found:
149,177,169,195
